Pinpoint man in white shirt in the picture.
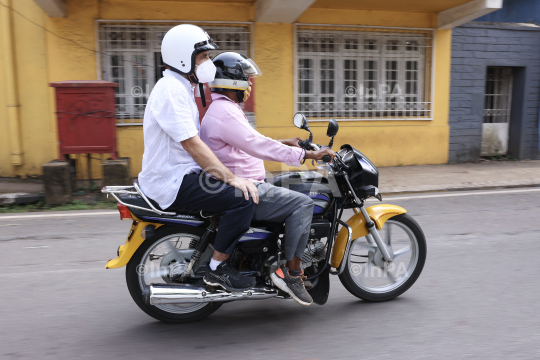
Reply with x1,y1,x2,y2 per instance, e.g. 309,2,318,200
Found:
138,24,258,291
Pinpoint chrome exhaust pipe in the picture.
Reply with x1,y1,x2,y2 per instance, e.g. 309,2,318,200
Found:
144,283,278,305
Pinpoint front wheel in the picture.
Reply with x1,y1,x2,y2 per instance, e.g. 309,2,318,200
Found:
339,213,426,302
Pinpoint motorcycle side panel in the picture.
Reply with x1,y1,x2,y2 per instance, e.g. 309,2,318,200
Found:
237,227,273,253
330,204,406,268
306,192,330,214
105,220,163,269
238,227,272,242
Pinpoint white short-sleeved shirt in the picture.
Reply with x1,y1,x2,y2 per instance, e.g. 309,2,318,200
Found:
138,69,202,209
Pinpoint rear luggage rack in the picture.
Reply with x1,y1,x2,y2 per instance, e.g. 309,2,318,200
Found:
102,182,176,216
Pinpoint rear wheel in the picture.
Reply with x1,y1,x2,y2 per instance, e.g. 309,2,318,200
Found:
126,225,221,323
339,213,426,302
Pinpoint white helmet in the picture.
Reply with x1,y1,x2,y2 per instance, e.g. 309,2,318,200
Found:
161,24,218,83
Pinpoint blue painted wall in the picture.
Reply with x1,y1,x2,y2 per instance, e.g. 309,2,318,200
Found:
476,0,540,24
449,23,540,162
477,0,540,153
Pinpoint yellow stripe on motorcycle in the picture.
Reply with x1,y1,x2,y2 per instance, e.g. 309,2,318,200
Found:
105,219,163,269
330,204,406,269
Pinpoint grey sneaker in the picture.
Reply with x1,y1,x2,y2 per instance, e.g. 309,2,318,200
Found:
270,265,313,306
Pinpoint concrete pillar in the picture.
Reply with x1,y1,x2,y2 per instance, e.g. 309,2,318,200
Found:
102,157,132,187
42,160,73,204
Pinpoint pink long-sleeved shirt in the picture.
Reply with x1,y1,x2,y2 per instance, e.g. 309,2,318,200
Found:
200,93,305,182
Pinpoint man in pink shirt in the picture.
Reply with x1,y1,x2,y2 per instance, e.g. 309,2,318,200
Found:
200,52,334,306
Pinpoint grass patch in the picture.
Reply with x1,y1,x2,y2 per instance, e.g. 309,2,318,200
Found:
482,155,518,162
0,200,117,214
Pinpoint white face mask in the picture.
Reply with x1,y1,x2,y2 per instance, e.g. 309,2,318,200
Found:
196,59,216,83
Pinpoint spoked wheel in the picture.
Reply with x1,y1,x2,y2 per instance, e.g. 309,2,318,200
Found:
339,213,426,302
126,225,221,323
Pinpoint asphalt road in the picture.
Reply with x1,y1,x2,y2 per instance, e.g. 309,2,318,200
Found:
1,187,539,359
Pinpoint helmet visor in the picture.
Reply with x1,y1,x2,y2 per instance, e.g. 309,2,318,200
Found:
239,58,262,77
219,56,262,79
194,39,219,53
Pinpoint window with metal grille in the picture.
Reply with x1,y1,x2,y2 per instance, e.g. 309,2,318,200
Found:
96,21,253,125
481,67,513,157
295,25,434,121
483,67,513,124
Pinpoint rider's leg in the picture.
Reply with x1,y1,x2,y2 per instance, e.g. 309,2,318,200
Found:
254,183,314,305
211,250,230,262
282,194,313,267
166,174,257,291
286,256,302,272
252,184,314,266
167,174,255,254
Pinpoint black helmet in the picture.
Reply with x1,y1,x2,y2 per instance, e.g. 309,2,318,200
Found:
209,52,262,103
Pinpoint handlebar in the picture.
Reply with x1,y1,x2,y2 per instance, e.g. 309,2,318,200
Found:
299,140,332,163
309,143,332,163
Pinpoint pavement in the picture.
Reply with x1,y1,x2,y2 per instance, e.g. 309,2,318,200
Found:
1,187,539,359
378,160,540,194
0,177,44,194
1,160,539,203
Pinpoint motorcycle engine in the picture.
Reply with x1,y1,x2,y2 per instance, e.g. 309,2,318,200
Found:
262,239,326,286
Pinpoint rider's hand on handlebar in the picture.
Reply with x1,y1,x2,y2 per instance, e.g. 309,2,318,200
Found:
229,176,259,204
305,148,336,163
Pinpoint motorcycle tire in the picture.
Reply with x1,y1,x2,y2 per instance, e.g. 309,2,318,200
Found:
339,213,426,302
126,224,222,323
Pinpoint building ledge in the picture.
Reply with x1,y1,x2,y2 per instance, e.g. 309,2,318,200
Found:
461,21,540,30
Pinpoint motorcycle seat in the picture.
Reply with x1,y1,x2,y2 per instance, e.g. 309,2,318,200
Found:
118,194,213,218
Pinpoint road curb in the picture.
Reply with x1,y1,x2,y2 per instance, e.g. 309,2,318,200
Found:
381,182,540,196
0,192,44,205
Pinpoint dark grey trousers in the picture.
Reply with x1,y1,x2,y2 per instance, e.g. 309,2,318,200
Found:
253,183,314,261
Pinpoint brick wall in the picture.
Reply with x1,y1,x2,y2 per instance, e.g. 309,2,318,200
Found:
449,22,540,162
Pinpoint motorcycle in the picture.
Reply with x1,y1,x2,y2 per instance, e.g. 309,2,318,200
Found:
102,113,426,323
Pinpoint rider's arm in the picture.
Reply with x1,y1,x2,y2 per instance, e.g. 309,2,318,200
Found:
218,111,305,166
151,84,199,143
182,135,258,204
274,139,334,160
277,138,302,147
219,116,335,163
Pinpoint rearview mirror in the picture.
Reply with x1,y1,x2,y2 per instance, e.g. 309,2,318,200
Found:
327,118,339,137
293,113,308,130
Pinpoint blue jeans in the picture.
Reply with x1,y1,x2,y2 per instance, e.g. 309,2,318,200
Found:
166,173,255,254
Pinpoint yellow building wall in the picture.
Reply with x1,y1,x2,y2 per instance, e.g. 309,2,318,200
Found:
0,0,451,179
0,5,11,174
0,0,57,178
255,12,451,171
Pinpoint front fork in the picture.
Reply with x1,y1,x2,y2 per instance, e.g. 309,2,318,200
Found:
354,207,394,262
344,176,394,263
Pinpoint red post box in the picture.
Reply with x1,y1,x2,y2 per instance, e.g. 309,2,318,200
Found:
50,80,118,160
